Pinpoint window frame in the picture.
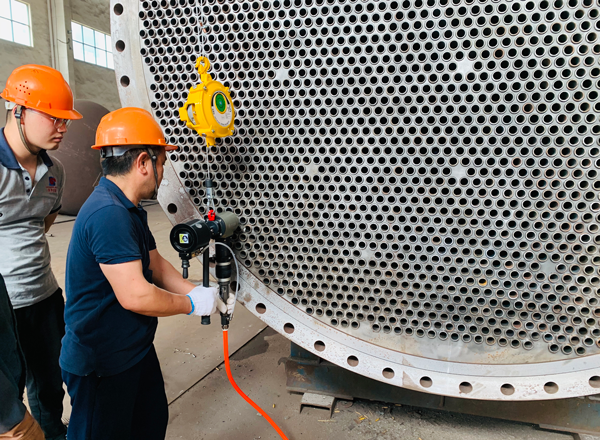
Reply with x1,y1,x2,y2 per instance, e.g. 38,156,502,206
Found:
71,21,114,70
0,0,33,47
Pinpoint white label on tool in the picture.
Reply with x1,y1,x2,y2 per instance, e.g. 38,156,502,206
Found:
211,91,233,127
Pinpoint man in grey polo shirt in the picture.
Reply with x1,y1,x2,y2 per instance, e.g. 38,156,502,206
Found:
0,64,82,440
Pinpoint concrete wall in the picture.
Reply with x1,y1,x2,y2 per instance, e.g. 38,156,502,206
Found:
73,61,120,111
0,0,121,116
70,0,120,111
70,0,109,34
0,0,53,93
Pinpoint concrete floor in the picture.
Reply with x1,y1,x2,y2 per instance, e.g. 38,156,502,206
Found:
46,204,575,440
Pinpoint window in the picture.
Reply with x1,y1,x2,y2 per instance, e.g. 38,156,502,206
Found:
71,22,114,69
0,0,32,46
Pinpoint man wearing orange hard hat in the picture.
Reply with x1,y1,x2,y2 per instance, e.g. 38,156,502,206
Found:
60,107,234,440
0,64,82,440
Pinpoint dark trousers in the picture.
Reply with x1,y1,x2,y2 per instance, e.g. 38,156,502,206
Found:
62,345,168,440
13,288,67,440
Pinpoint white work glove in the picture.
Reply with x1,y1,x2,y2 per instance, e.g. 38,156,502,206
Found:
223,292,236,315
214,292,236,315
186,285,219,316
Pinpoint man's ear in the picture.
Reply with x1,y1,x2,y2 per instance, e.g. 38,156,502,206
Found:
135,151,151,175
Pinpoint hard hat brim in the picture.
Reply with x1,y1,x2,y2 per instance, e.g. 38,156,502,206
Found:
1,94,83,120
91,142,178,151
45,108,83,120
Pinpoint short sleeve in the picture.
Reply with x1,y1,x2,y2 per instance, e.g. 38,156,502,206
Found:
85,206,142,265
50,159,65,214
148,228,157,251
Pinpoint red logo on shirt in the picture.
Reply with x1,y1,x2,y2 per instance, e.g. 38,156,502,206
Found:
47,176,58,193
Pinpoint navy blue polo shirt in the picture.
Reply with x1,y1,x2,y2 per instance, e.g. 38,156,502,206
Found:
60,177,157,377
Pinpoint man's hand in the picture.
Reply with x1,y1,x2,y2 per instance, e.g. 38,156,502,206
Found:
186,286,220,317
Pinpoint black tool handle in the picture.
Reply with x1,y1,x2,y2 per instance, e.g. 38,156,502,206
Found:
215,238,233,328
201,248,211,325
181,259,190,279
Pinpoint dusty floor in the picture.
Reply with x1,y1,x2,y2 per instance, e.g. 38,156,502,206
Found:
48,205,575,440
166,327,573,440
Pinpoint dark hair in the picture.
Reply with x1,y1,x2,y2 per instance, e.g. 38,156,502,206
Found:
101,148,147,176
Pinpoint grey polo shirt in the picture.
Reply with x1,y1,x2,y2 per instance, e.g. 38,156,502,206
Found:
0,128,63,309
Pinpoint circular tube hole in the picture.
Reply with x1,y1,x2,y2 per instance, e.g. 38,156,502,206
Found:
314,340,325,352
500,384,515,396
284,323,295,334
420,376,433,388
382,368,395,379
459,382,473,394
255,303,266,314
347,355,359,367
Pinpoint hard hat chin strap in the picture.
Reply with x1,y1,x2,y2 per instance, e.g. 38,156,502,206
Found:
14,106,40,156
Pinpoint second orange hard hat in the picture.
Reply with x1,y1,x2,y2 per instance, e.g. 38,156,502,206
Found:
92,107,177,150
1,64,82,120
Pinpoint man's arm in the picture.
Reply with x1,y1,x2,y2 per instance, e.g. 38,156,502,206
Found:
148,249,196,295
100,260,192,317
44,211,59,233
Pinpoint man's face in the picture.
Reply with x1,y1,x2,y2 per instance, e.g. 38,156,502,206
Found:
155,149,167,187
19,108,68,151
142,149,167,199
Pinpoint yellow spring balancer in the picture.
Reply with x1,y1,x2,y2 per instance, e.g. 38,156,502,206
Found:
179,56,235,147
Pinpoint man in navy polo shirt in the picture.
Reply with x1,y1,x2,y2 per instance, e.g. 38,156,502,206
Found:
0,64,82,440
60,107,234,440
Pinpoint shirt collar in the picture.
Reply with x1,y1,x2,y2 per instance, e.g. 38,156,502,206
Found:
98,176,138,210
0,128,54,170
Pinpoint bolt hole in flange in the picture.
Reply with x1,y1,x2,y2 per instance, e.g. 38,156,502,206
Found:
347,355,359,367
314,340,326,352
113,3,123,15
283,323,295,334
501,384,515,396
459,382,473,394
115,40,126,52
255,303,266,314
420,376,433,388
544,382,559,394
382,367,395,379
120,76,130,87
590,376,600,388
167,203,177,214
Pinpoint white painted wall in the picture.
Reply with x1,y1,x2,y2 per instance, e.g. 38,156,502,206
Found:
0,0,121,121
0,0,53,92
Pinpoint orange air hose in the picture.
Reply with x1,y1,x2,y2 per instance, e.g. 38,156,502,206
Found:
222,329,289,440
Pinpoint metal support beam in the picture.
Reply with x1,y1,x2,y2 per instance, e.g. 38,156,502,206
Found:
285,343,600,438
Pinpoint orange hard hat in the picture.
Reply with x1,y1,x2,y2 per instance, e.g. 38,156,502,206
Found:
1,64,82,120
92,107,177,151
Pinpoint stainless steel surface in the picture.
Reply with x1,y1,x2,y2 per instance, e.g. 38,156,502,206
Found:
111,0,600,400
218,210,240,238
